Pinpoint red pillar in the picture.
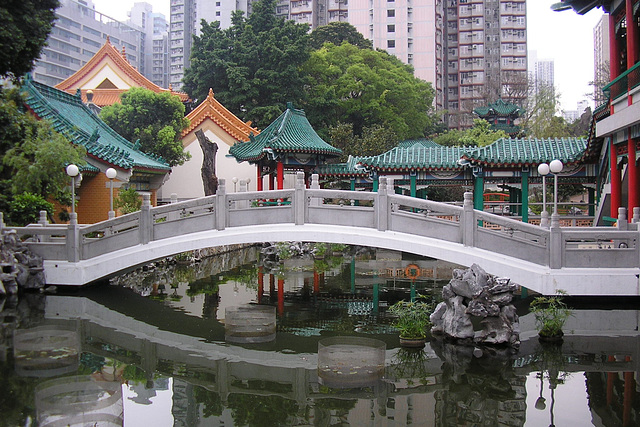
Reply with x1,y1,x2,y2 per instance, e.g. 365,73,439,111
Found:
623,357,634,426
277,278,284,315
611,139,622,219
256,166,263,192
269,274,275,300
313,270,319,294
258,266,264,303
610,13,621,114
628,137,639,218
277,161,284,190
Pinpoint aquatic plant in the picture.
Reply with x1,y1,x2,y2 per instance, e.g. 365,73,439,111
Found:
388,296,435,341
530,290,572,340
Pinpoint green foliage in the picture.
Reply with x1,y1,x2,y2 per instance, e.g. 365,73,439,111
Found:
0,88,86,208
183,0,311,129
7,192,54,226
302,43,436,140
114,187,142,214
227,393,299,427
0,0,59,80
530,290,572,338
388,296,435,340
329,122,398,160
434,119,507,147
275,242,293,260
310,22,373,50
99,87,190,167
391,347,431,385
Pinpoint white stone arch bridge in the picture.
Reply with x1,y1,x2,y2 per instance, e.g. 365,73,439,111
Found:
5,173,640,296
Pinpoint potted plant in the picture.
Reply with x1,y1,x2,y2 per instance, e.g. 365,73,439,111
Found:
530,290,572,342
388,296,435,348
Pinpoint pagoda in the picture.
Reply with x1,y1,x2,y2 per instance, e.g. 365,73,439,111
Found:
229,103,342,190
473,99,524,137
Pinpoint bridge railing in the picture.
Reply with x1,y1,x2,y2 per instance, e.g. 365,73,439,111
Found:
3,172,640,272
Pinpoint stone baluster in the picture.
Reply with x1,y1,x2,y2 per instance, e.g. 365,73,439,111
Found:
632,207,640,224
167,193,180,222
237,179,248,209
215,178,227,230
461,192,474,247
139,193,152,244
376,176,388,231
617,207,628,230
309,173,322,207
549,215,562,269
38,210,49,242
294,171,305,225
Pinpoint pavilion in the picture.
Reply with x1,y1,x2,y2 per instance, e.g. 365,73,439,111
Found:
229,103,342,190
473,99,524,137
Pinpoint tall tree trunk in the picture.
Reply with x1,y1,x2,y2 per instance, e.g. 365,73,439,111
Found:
195,129,218,196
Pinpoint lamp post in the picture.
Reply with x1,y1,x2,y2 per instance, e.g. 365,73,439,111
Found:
66,164,79,215
232,177,238,192
537,163,550,228
549,159,564,227
105,167,117,219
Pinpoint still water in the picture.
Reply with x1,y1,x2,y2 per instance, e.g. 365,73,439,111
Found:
1,245,639,426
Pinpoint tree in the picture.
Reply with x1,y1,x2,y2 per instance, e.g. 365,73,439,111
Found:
99,87,190,167
1,89,86,205
0,0,59,81
310,22,373,50
329,122,397,160
183,0,311,128
434,119,507,147
302,43,436,140
519,82,562,138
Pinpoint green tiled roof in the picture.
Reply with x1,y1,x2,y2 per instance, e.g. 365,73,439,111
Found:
358,143,470,171
396,138,440,149
461,137,588,166
315,155,368,177
229,103,342,162
22,75,170,172
474,99,524,117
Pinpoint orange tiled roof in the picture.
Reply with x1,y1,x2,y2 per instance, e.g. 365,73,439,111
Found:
55,39,189,104
183,89,259,142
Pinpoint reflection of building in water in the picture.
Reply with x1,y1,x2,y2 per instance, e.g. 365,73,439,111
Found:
128,377,169,404
585,362,639,427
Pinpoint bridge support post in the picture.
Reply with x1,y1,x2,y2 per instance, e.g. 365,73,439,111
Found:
376,177,388,231
461,192,474,247
549,222,562,269
216,179,227,230
67,213,80,262
309,174,322,207
139,194,152,244
294,172,305,225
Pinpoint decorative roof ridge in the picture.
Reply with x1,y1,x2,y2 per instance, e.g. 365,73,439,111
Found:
183,89,258,141
55,40,189,101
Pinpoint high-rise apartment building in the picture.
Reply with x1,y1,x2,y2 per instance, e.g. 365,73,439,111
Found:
127,3,169,88
349,0,437,84
33,0,144,87
593,15,610,106
436,0,527,129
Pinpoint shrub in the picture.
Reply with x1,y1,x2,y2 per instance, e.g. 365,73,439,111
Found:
8,192,54,226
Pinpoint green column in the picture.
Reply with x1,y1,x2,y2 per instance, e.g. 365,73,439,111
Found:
410,281,416,302
350,257,355,294
373,176,379,192
473,173,484,211
372,282,379,314
509,188,516,214
410,174,417,198
588,187,595,216
350,178,358,206
522,169,529,223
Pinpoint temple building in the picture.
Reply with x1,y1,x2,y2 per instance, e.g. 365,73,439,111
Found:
473,99,524,137
158,89,259,201
54,39,188,108
229,103,342,190
21,75,171,224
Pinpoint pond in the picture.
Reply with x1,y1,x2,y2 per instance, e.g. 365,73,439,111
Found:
0,244,639,426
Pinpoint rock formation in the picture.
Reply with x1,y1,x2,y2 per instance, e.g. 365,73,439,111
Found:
431,264,520,347
0,229,46,296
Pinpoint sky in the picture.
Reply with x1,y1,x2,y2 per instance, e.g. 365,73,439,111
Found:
91,0,606,112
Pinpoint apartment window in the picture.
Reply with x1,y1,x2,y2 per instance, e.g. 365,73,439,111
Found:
387,40,395,48
388,24,395,32
216,1,220,4
216,11,221,16
387,9,395,17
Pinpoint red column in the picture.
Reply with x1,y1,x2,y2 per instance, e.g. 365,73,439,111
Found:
623,357,634,426
610,13,621,114
256,166,263,191
313,270,319,294
277,161,284,190
628,137,638,218
258,266,264,303
611,139,622,219
269,274,275,300
277,278,284,315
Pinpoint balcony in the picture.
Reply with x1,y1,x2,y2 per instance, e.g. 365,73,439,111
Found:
603,61,640,102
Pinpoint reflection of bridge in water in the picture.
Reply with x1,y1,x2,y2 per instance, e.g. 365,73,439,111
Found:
8,173,640,295
34,291,640,425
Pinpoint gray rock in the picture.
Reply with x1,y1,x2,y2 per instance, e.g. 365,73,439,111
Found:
442,296,474,339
